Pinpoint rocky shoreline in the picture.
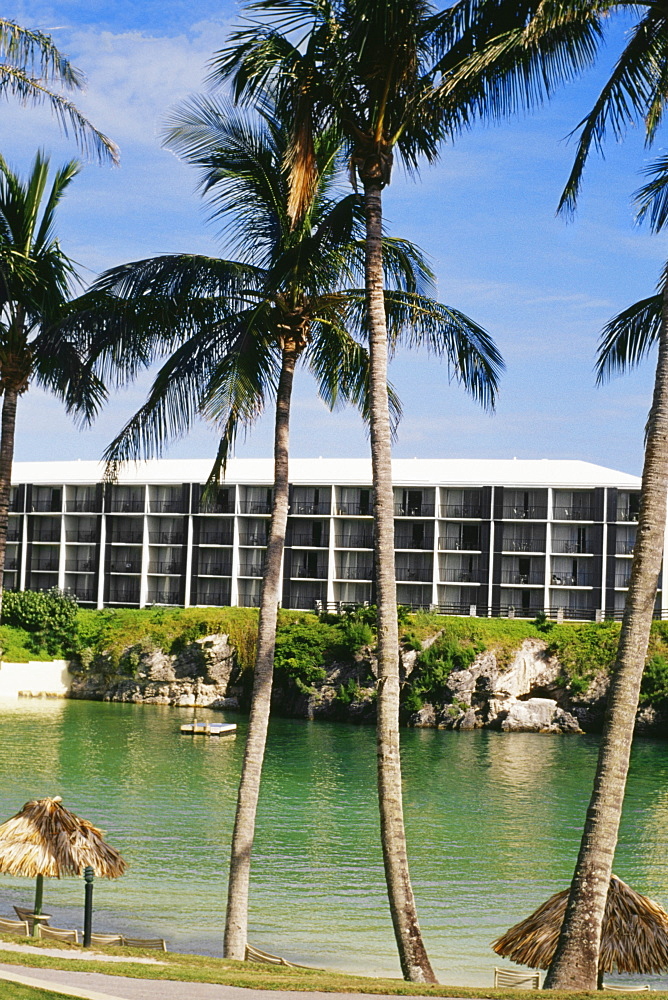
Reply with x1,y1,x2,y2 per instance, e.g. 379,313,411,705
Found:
66,630,668,737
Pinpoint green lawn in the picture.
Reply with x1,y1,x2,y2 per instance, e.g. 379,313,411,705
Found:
0,985,81,1000
0,937,666,999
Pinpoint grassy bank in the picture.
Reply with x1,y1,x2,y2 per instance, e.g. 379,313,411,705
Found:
4,598,668,713
0,937,663,999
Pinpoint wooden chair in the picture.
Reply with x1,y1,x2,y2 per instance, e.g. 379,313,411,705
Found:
36,924,79,945
494,967,541,989
603,985,651,992
0,916,29,936
122,936,167,951
90,932,123,947
13,905,51,932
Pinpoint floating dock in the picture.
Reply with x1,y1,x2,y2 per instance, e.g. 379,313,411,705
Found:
180,721,237,736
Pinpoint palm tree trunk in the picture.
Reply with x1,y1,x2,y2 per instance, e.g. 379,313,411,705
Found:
224,343,297,961
363,177,437,985
0,387,19,615
544,286,668,991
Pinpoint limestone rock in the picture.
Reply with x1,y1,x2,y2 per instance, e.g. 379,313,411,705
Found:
499,697,582,734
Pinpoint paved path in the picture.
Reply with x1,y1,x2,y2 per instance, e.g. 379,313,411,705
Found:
0,963,450,1000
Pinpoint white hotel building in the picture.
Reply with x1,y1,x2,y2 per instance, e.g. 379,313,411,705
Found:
4,457,658,620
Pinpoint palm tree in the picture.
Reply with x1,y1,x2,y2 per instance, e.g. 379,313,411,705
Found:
0,19,117,164
538,155,668,990
0,150,105,612
212,0,576,979
79,94,503,970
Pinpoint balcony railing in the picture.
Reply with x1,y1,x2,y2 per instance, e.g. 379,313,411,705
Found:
199,532,233,546
194,590,230,605
31,499,62,512
238,533,267,546
291,565,328,579
502,506,548,519
336,566,373,580
65,560,95,572
335,535,372,548
31,560,59,572
290,533,328,547
291,501,330,515
394,537,433,550
396,567,431,581
615,576,632,588
148,531,183,545
394,504,435,517
106,499,145,513
502,539,545,553
551,573,593,586
109,531,143,545
440,568,481,583
552,506,594,521
238,500,272,515
617,509,640,523
66,529,98,543
149,500,183,513
198,564,232,577
238,591,261,607
616,541,635,555
198,497,235,514
439,537,480,550
238,564,265,577
501,571,544,585
70,589,96,602
551,539,592,554
439,504,482,518
6,529,20,542
147,590,180,604
109,589,140,603
109,562,141,574
335,503,372,516
66,499,98,512
31,532,60,543
147,561,182,574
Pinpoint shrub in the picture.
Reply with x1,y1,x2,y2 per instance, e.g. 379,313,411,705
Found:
2,589,78,655
273,616,340,694
401,636,478,716
641,654,668,705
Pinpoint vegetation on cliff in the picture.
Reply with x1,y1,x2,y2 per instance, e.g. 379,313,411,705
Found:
5,592,668,716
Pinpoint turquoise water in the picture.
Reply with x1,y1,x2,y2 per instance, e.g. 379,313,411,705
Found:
1,697,668,986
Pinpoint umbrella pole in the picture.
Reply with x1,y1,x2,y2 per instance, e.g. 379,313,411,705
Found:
32,874,43,936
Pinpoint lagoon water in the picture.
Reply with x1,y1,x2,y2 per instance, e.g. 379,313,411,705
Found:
1,698,668,986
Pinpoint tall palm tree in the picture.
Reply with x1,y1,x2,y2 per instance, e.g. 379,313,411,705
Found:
539,154,668,990
77,94,503,968
0,19,117,164
211,0,597,978
453,3,668,988
0,150,105,612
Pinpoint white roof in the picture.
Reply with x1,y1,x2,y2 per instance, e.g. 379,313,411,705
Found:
9,457,640,488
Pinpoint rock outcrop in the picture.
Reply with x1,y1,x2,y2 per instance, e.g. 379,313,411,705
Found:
406,639,582,733
69,633,240,710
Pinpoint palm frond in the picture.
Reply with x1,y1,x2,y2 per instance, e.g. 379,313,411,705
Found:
635,154,668,232
0,66,118,165
596,292,663,383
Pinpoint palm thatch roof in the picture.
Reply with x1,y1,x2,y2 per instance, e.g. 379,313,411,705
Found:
0,796,126,879
493,875,668,975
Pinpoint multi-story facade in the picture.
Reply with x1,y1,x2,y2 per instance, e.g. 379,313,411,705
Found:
4,457,656,619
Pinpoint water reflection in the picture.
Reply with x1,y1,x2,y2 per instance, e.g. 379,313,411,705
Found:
0,700,667,986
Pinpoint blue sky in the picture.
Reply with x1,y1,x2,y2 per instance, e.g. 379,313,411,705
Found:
5,2,666,476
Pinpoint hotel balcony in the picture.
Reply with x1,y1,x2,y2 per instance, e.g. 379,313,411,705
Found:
439,503,482,518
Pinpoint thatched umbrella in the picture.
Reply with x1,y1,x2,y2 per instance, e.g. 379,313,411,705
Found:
493,875,668,986
0,796,126,924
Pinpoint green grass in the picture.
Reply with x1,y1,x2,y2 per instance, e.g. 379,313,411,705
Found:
0,986,77,1000
0,625,54,662
0,936,664,999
